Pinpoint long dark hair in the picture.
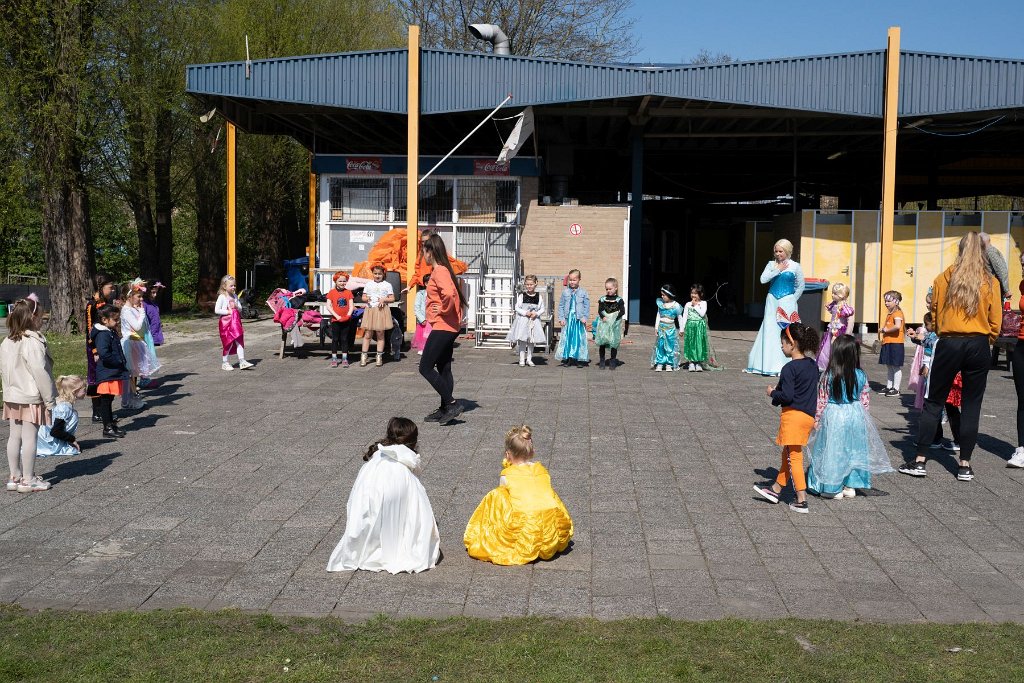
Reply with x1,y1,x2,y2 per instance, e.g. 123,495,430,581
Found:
363,417,418,461
780,322,819,355
422,234,467,307
826,334,860,402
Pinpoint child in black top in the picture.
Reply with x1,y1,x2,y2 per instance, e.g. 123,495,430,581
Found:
754,322,821,513
595,278,628,369
90,305,129,438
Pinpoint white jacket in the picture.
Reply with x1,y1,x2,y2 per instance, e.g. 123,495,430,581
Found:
0,331,57,407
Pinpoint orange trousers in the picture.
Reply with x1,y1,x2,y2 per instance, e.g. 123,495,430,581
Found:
775,445,807,492
774,408,814,492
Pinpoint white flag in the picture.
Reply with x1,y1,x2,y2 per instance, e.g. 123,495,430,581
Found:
497,107,534,163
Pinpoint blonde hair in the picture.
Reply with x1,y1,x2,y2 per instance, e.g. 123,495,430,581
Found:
504,424,535,461
523,274,538,285
218,275,236,297
56,375,86,403
831,283,850,300
947,232,989,317
774,239,794,258
605,277,619,289
568,269,581,279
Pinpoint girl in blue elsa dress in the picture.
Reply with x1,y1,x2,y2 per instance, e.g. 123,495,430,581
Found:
650,284,684,371
555,269,590,366
745,239,805,376
806,334,894,498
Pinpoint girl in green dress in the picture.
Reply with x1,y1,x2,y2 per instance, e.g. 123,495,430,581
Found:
682,284,711,372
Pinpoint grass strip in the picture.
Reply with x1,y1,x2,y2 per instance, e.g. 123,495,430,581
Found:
0,607,1020,682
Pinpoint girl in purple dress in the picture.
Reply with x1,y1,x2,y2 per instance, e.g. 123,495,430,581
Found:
817,283,854,371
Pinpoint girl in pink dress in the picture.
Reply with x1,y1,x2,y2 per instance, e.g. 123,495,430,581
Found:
817,283,854,371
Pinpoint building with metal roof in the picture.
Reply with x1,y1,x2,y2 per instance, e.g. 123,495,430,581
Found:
187,39,1024,327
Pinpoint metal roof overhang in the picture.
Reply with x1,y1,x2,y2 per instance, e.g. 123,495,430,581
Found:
187,49,1024,202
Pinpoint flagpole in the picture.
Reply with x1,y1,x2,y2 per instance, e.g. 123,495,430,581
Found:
419,94,512,185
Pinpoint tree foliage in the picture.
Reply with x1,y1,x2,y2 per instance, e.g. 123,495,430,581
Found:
397,0,637,61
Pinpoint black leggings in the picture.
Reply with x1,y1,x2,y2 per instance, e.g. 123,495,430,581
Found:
97,395,115,427
419,330,458,407
1013,341,1024,446
598,345,618,361
916,335,990,461
330,320,351,355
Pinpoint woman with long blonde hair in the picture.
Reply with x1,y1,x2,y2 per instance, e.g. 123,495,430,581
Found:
899,232,1002,482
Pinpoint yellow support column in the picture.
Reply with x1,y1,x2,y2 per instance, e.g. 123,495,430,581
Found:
879,26,901,333
308,157,317,290
226,121,237,279
406,25,420,333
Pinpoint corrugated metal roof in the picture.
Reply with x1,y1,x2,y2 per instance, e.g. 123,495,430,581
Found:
186,48,1024,117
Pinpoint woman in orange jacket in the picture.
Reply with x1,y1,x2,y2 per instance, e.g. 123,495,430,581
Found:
899,232,1002,482
420,235,467,426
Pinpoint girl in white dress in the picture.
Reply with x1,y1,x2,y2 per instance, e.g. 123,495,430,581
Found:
120,279,160,409
506,274,547,367
327,417,440,574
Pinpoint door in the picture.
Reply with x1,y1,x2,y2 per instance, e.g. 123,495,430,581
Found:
811,216,853,324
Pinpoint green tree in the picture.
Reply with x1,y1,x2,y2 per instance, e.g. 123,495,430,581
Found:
1,0,99,332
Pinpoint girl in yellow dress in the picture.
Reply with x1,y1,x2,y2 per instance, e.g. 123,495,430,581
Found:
464,425,573,565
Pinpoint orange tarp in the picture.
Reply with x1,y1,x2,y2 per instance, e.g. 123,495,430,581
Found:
351,229,467,287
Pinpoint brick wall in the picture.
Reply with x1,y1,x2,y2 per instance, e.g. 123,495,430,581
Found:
519,201,628,321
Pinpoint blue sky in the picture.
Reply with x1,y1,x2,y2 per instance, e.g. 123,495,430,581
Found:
627,0,1024,64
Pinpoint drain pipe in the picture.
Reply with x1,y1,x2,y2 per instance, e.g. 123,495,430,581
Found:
468,24,511,55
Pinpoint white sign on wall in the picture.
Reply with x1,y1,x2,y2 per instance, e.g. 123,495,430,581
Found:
349,230,377,243
569,223,582,236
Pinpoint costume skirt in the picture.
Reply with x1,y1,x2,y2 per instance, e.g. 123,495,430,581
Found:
683,317,709,363
879,342,905,366
361,306,394,332
908,344,925,409
411,321,432,350
776,407,815,446
746,292,798,376
463,487,573,565
3,402,48,425
219,309,244,355
806,401,893,494
507,315,547,345
95,380,124,396
555,316,589,361
594,312,623,349
650,322,679,367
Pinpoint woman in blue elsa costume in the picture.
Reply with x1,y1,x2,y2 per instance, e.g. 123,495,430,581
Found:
555,269,590,366
745,239,805,376
650,284,684,371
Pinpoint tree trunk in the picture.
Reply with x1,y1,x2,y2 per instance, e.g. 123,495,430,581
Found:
128,115,160,282
40,146,94,334
194,126,225,309
154,107,174,311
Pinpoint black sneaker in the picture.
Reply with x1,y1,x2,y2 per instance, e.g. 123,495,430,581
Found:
957,466,974,481
559,359,570,367
885,388,900,397
439,400,464,425
91,414,103,423
789,501,809,514
753,485,780,504
598,360,606,369
899,460,927,477
424,407,446,422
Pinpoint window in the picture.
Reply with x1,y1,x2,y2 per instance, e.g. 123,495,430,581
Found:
328,178,389,221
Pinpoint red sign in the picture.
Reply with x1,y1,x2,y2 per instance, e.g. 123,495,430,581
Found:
345,157,382,175
474,159,510,176
569,223,582,236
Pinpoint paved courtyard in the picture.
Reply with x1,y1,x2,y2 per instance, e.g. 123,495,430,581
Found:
3,318,1024,623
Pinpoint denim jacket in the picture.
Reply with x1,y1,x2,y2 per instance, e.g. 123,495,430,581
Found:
558,286,590,324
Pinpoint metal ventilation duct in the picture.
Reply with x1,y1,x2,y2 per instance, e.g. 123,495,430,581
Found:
468,24,511,55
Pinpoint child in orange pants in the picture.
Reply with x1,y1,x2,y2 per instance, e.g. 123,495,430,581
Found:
754,322,821,513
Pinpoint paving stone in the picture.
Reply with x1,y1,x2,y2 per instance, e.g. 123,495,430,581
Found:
3,321,1024,622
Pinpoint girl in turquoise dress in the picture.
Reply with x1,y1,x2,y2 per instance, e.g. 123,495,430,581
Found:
806,334,893,498
745,239,805,376
555,269,590,366
650,284,684,371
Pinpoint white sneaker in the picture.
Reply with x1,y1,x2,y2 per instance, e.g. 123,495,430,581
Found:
665,365,674,372
16,476,51,493
842,487,856,498
238,360,254,370
830,491,845,499
222,362,234,371
655,365,663,372
1008,447,1024,468
519,360,526,367
526,358,535,367
694,365,703,372
6,478,18,492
